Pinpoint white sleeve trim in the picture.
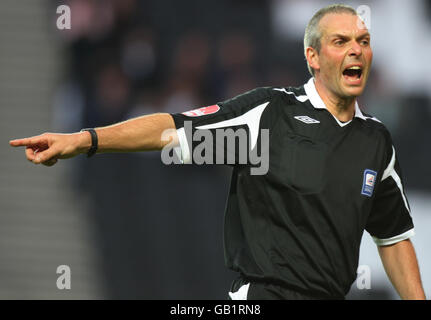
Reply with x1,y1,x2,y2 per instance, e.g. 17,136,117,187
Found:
228,283,250,300
176,127,191,164
372,228,415,246
196,101,269,151
381,146,410,213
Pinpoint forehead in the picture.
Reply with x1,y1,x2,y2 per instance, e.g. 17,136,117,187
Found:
319,13,369,37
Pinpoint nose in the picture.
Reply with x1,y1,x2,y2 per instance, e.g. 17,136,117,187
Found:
348,41,362,56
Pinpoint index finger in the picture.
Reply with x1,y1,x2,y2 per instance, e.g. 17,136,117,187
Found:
9,136,40,147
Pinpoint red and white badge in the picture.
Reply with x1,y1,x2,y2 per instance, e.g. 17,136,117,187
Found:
182,104,220,117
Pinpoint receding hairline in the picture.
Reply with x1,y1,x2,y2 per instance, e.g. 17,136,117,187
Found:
318,12,369,39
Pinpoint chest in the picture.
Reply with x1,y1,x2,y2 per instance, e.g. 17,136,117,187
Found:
267,110,386,198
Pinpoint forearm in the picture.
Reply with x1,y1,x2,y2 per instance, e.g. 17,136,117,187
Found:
81,113,177,154
378,239,426,300
10,113,178,165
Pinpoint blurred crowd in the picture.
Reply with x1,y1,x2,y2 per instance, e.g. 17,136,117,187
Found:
55,0,289,130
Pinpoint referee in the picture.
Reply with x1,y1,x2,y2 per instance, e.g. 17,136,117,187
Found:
10,4,426,299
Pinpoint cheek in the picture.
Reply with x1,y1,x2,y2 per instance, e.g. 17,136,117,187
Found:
362,50,373,77
320,49,344,71
367,50,373,65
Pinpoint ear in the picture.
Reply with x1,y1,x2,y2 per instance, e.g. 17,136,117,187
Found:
306,47,320,74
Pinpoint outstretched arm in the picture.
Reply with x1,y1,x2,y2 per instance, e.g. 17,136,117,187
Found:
9,113,177,166
378,239,426,300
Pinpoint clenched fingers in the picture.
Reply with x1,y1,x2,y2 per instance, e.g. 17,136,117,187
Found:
32,146,60,164
25,146,37,162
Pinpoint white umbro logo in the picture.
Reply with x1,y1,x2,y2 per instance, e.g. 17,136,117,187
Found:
294,116,320,124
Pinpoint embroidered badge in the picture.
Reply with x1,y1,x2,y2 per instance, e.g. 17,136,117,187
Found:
362,169,377,197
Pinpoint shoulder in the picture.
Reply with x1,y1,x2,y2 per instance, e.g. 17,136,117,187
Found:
220,84,308,105
218,87,280,108
358,108,394,147
216,84,310,116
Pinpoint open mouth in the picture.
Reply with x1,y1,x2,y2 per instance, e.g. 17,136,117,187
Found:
342,66,363,82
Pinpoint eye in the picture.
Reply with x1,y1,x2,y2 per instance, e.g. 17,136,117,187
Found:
334,39,345,46
361,39,370,46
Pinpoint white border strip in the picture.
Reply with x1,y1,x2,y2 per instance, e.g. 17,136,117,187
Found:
372,228,415,246
176,127,191,164
382,146,410,213
228,283,250,300
273,88,309,102
196,102,269,150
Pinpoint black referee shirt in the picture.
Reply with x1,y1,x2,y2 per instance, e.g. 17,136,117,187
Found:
170,78,415,298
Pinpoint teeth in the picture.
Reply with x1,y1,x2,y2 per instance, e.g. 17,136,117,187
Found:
348,66,361,70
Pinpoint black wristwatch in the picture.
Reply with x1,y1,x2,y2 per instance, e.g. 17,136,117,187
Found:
80,128,98,158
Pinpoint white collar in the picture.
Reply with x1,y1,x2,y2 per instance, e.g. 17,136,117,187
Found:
303,78,368,126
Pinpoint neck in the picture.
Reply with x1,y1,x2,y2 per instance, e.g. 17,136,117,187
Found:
314,78,356,122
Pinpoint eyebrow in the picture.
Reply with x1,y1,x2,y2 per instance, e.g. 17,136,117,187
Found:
329,32,371,40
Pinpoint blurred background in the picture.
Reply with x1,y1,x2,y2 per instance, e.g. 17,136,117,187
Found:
1,0,430,299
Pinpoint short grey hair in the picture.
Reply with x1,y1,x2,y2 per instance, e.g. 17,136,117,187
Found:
304,4,358,76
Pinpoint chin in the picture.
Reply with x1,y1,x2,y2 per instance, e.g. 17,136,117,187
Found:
345,87,364,97
340,84,365,98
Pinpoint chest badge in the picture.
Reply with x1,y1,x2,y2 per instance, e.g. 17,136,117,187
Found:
294,115,320,124
362,169,378,197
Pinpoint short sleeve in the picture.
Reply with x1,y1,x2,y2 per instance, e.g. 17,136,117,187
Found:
365,140,415,246
170,87,276,166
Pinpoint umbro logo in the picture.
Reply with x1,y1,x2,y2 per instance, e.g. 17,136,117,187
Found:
294,116,320,124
